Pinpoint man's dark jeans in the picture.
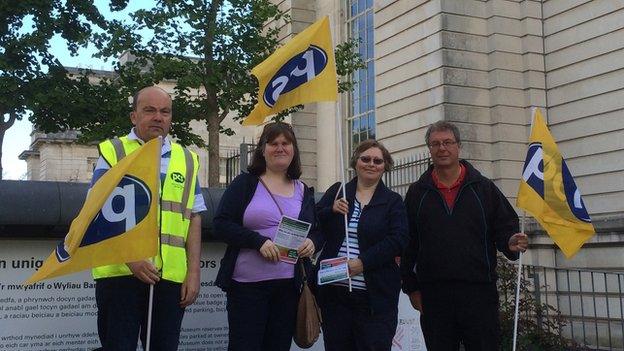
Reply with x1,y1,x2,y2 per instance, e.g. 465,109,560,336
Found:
95,276,185,351
420,281,500,351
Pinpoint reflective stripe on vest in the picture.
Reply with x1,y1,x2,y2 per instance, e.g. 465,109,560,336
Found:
161,233,185,248
92,136,198,283
161,200,192,220
110,137,126,163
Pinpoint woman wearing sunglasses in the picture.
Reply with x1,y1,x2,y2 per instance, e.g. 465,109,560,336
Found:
315,139,410,350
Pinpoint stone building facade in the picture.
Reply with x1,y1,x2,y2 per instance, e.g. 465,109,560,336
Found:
266,0,624,270
293,2,624,345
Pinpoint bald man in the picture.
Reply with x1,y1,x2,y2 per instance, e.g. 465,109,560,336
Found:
91,86,206,350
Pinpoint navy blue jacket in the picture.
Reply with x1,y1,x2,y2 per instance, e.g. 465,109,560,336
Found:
213,172,322,292
401,160,520,293
316,178,409,314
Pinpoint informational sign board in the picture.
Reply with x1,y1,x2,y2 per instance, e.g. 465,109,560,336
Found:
0,240,425,350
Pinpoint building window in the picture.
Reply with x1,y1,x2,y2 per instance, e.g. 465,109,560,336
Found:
346,0,375,153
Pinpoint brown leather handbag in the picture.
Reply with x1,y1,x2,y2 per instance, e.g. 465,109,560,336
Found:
294,261,322,348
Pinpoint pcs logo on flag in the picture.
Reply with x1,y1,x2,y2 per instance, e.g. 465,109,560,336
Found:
55,175,152,262
521,142,591,223
264,45,328,108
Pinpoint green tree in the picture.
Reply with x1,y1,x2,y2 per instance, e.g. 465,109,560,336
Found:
0,1,106,179
120,0,286,186
31,1,363,186
28,65,157,145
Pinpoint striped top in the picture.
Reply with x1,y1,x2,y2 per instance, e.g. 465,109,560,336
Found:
333,199,366,290
90,129,207,213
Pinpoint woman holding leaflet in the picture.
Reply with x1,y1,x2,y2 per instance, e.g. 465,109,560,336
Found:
315,139,409,351
213,122,321,351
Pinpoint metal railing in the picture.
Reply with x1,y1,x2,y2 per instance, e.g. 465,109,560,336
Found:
225,143,255,186
224,142,431,193
503,263,624,350
383,153,431,197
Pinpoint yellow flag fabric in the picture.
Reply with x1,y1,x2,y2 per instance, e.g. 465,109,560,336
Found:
24,138,161,284
516,109,595,258
242,16,338,126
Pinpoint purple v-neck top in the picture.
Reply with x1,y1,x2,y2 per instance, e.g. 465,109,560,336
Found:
232,180,304,282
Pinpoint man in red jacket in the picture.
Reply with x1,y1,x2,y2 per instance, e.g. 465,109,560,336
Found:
401,121,528,350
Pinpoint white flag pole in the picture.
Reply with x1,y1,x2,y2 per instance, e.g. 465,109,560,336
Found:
335,100,352,292
146,136,163,351
512,213,526,351
513,106,539,350
145,284,155,351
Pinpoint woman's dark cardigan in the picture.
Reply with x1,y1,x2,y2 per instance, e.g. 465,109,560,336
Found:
213,172,322,292
315,178,410,313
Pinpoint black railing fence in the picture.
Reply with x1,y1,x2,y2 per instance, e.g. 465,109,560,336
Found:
523,265,624,350
382,153,431,197
225,144,432,195
345,153,431,195
499,259,624,350
225,143,255,186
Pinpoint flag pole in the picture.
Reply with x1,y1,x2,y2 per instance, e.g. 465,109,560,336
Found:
145,284,155,351
335,100,352,292
512,107,537,350
146,136,163,351
512,212,526,351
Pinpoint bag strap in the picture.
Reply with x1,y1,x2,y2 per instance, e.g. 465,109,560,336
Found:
298,260,307,281
260,176,312,284
258,177,285,216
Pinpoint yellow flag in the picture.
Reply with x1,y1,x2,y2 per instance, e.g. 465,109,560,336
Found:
24,138,161,284
516,109,595,258
242,16,338,126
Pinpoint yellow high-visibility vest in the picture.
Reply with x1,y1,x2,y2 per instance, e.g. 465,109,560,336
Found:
92,136,199,283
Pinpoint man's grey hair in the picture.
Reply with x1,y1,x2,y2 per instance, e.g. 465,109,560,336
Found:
425,121,462,146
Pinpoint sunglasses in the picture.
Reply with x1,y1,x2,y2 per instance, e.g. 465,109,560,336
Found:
359,155,384,165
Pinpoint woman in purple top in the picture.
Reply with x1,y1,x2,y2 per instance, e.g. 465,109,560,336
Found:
213,122,322,351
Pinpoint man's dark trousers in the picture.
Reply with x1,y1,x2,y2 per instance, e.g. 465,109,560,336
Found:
419,281,500,351
95,276,185,351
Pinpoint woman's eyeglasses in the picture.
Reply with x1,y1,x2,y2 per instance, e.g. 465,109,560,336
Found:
359,155,384,165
